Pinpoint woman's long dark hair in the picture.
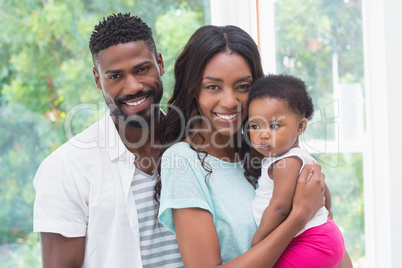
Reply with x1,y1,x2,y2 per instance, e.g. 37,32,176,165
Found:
155,25,264,200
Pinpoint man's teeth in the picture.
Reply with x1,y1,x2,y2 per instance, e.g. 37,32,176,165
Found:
216,113,238,120
125,96,147,106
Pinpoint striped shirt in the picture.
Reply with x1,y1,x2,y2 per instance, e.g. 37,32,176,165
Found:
131,169,183,268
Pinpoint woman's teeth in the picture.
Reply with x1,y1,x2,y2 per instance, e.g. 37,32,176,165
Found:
215,113,238,120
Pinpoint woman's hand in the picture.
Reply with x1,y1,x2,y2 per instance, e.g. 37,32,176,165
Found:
291,162,325,225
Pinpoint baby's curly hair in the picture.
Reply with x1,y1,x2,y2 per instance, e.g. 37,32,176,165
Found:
247,73,314,120
89,13,156,67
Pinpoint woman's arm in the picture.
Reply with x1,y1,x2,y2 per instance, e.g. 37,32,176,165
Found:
337,250,353,268
251,157,302,246
173,162,325,268
324,183,333,219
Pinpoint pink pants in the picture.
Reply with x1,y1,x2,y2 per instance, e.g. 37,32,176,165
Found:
274,218,345,268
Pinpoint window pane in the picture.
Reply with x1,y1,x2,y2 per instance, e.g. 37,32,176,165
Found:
274,0,365,266
0,1,209,266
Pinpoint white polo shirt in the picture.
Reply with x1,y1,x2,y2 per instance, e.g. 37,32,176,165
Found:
33,110,143,267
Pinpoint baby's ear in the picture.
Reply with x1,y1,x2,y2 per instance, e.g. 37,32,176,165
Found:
297,118,308,135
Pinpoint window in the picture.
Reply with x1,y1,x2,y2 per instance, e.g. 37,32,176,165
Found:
212,0,366,266
272,1,365,265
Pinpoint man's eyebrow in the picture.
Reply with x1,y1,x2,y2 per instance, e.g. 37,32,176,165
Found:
133,60,151,69
105,69,122,74
104,61,152,74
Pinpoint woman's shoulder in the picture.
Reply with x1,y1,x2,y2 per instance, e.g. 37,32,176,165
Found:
162,142,195,158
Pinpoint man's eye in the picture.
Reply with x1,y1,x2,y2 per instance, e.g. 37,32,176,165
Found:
109,74,121,79
138,67,149,73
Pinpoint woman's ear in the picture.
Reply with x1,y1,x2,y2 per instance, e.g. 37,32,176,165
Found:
297,118,308,135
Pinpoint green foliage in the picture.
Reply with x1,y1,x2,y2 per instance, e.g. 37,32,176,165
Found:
1,233,42,267
0,103,61,244
274,0,364,141
0,1,206,265
155,4,204,105
316,153,365,262
275,0,365,263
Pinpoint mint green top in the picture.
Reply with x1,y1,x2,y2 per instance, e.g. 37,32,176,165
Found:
158,142,257,263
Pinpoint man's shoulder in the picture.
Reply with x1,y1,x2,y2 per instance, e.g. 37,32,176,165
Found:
44,120,107,163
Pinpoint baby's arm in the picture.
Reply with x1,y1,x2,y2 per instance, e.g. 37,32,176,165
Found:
251,156,302,247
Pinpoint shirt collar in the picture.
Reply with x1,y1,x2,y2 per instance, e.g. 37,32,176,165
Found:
99,109,165,161
99,110,130,161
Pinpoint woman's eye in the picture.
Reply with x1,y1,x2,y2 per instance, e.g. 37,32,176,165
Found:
206,85,219,90
238,84,251,90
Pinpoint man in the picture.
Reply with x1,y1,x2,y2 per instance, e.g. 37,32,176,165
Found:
33,13,182,267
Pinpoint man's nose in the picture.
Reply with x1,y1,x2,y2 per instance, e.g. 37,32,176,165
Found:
124,74,144,95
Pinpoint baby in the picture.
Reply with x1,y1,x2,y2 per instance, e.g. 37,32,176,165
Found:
245,74,346,267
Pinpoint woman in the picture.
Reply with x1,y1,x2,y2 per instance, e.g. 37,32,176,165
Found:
156,25,328,267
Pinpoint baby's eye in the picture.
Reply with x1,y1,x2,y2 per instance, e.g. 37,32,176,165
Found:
270,124,279,130
250,124,260,130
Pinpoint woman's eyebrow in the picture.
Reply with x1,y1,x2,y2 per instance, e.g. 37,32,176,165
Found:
202,76,223,82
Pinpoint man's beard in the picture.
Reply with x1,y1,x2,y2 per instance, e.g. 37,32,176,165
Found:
104,84,163,129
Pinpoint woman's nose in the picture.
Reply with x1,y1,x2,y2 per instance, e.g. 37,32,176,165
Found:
220,89,239,109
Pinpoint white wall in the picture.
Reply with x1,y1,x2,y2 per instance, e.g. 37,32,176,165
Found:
209,0,276,74
210,0,258,40
362,0,402,267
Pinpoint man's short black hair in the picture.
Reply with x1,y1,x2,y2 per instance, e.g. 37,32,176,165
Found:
89,13,156,67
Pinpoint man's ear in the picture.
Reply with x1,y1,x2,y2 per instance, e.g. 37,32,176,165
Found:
157,52,165,76
93,67,102,90
297,118,308,135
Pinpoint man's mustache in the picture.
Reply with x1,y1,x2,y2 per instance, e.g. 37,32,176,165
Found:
117,89,155,103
